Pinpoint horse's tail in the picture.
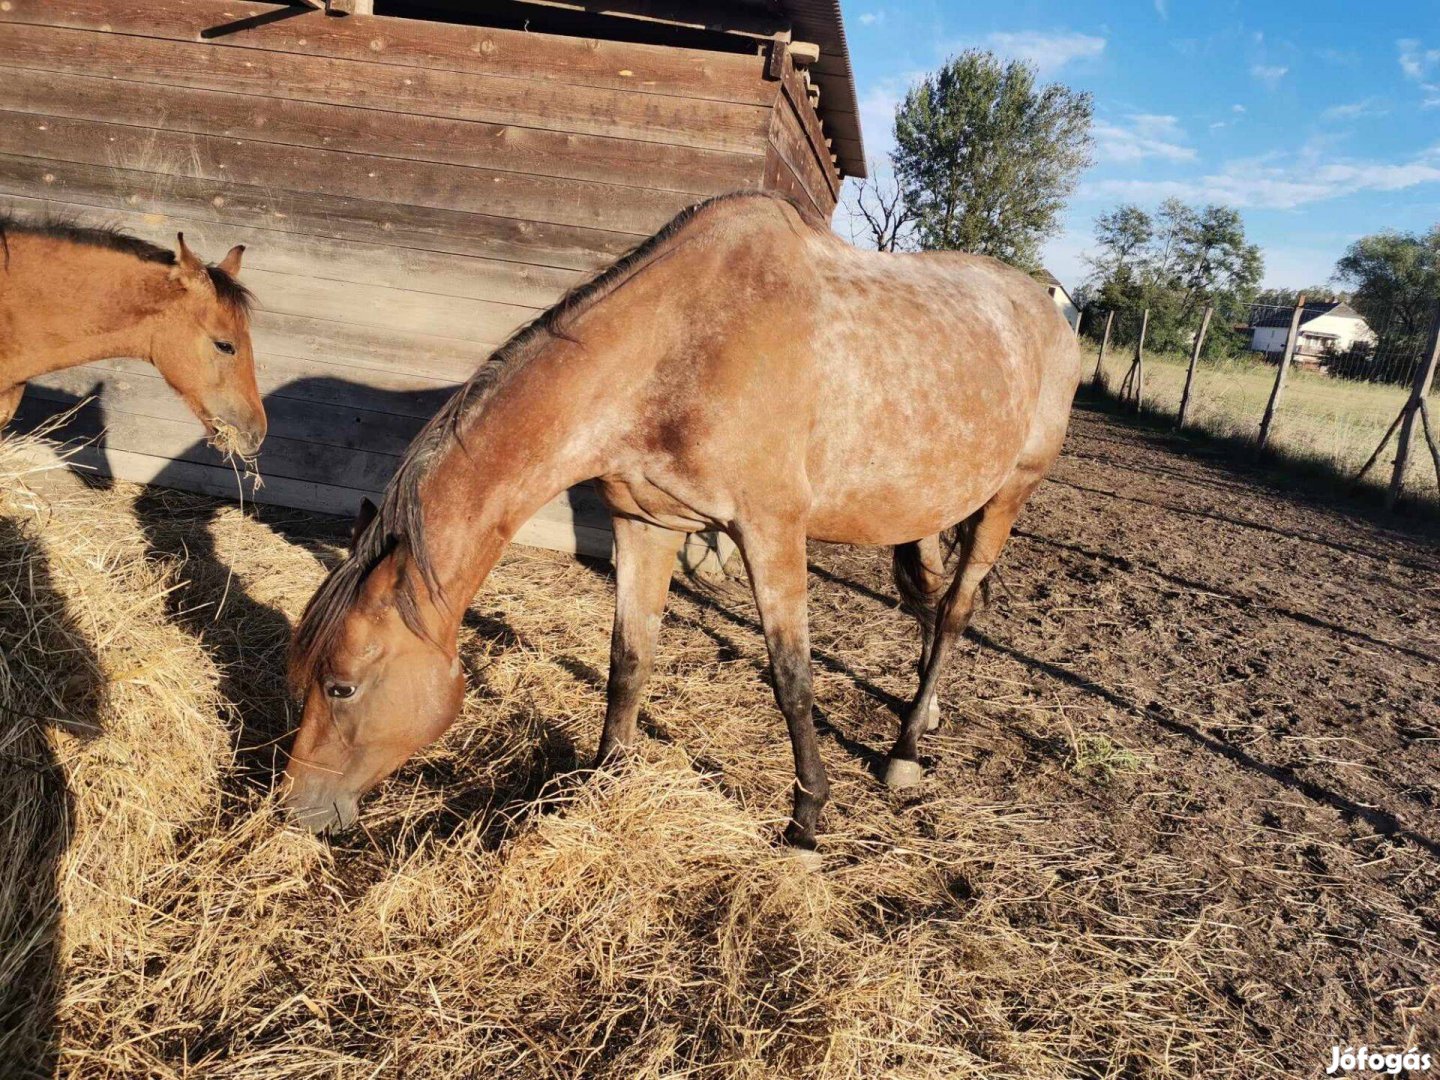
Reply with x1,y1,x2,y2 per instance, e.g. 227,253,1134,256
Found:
891,509,989,629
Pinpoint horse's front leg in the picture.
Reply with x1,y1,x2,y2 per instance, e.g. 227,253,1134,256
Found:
0,382,25,428
596,516,683,765
735,522,829,850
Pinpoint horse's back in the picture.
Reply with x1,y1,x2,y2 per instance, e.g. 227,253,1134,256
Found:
792,237,1078,542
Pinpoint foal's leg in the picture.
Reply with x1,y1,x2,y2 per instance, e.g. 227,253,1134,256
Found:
0,383,25,428
884,485,1035,790
905,532,949,733
737,524,829,849
595,517,683,765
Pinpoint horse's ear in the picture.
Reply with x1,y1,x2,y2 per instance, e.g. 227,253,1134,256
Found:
170,232,209,289
350,497,379,552
217,244,245,277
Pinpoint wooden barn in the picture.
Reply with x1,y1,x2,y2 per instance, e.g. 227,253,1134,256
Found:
0,0,865,568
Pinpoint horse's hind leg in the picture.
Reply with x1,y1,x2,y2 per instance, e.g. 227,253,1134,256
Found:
884,481,1037,790
596,516,684,766
893,533,949,731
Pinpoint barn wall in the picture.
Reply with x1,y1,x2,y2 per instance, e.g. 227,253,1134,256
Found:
0,0,837,567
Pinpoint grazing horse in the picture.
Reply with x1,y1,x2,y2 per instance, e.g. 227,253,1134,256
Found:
0,216,266,456
284,192,1080,850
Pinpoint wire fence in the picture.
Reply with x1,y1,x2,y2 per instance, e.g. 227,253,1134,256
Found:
1084,295,1440,509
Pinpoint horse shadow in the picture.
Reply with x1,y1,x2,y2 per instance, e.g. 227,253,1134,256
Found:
0,471,106,1075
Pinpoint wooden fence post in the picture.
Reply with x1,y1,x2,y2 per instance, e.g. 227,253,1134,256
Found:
1257,294,1306,451
1092,310,1114,385
1386,300,1440,507
1176,306,1213,430
1118,308,1149,411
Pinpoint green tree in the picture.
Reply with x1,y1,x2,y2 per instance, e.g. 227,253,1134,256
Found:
892,50,1093,267
1333,227,1440,340
1083,198,1262,357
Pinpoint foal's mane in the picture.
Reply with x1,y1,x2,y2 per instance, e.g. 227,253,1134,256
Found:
0,213,254,316
289,190,819,689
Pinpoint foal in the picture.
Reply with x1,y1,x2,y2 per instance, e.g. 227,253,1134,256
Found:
284,192,1080,849
0,216,266,456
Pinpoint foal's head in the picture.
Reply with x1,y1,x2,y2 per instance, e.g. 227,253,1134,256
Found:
282,499,465,832
153,235,266,457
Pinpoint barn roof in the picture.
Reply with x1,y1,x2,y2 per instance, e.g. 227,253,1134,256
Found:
773,0,867,177
1249,301,1368,328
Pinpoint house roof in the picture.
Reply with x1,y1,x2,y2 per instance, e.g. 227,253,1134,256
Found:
1034,268,1075,306
1250,301,1367,329
773,0,866,178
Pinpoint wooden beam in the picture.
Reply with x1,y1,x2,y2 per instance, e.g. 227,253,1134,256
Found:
507,0,788,41
1386,298,1440,508
1176,306,1212,430
1257,294,1306,451
1092,309,1114,385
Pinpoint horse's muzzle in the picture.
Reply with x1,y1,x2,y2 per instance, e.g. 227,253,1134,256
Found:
281,779,359,835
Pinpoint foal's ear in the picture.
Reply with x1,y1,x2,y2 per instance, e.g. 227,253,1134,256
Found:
217,244,245,277
170,232,210,289
350,497,379,552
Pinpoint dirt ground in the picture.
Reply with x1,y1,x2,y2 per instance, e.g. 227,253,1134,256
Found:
3,398,1438,1078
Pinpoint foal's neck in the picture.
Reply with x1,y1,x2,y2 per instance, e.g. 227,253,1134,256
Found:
0,236,173,386
409,331,631,630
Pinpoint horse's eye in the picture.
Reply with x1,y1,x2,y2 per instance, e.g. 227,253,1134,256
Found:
326,683,357,700
214,340,236,356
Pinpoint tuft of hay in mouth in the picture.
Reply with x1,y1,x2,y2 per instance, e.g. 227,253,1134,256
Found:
207,417,263,491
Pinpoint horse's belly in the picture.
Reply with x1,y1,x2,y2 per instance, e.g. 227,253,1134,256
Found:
804,394,1031,545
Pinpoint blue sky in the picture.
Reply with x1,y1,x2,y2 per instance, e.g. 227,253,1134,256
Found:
837,1,1440,289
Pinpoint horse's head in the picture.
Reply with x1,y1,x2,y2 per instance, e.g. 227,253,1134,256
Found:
281,499,466,832
153,234,266,458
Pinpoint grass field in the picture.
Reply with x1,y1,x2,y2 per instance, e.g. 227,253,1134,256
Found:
1091,345,1439,508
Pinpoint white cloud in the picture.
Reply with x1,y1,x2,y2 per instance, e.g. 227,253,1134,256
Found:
1093,113,1195,163
1232,104,1246,113
1087,145,1440,210
858,11,884,26
1154,0,1168,19
981,31,1106,74
1320,98,1389,122
1397,39,1440,107
1250,64,1288,87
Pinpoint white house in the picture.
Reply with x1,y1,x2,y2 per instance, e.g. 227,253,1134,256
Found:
1036,269,1080,331
1249,301,1376,364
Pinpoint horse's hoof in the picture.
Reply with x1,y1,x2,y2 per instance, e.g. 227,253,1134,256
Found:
883,757,925,790
925,700,941,733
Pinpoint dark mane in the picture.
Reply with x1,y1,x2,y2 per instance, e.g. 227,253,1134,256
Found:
0,212,254,316
289,190,818,689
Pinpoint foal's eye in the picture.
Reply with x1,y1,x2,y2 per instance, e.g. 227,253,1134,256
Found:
326,683,357,700
214,340,236,356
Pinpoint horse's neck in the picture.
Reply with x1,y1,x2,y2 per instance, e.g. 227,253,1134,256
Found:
414,334,628,623
0,237,169,386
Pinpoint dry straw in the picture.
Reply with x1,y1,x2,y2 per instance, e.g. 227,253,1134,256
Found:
0,428,1291,1079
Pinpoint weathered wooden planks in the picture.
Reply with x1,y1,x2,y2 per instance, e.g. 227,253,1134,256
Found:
0,110,702,237
0,0,775,106
0,153,639,273
0,68,762,196
0,22,773,155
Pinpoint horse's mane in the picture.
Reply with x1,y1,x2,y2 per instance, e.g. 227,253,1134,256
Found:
289,189,819,689
0,212,254,316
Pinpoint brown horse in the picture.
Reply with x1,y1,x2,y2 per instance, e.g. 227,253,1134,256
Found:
0,216,266,456
284,192,1080,850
